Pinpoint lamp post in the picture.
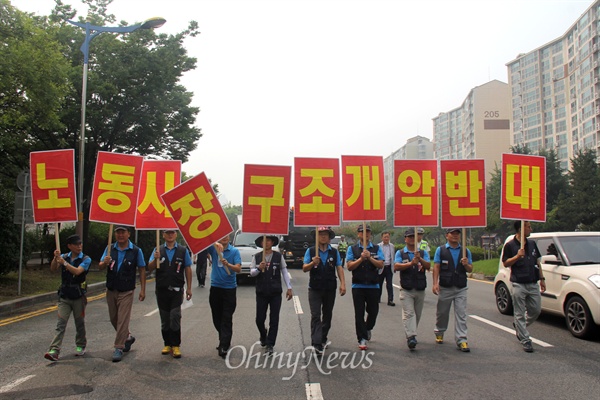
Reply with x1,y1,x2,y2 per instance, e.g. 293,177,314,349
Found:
68,17,166,238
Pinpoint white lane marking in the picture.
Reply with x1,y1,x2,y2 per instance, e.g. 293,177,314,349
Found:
0,375,35,393
145,308,159,317
470,314,554,347
305,383,324,400
293,295,304,315
393,283,401,289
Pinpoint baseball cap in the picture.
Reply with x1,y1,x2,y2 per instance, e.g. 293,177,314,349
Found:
357,224,371,232
445,228,461,234
404,228,415,237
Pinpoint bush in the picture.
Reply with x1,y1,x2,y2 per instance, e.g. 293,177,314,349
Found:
467,246,485,262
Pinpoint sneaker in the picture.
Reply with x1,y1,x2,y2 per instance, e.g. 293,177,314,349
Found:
457,342,470,352
407,336,417,350
367,330,372,341
522,341,534,353
123,335,136,352
387,301,396,306
172,346,182,358
358,339,368,350
44,350,59,362
75,346,86,356
313,344,324,356
435,334,444,344
265,345,274,356
162,346,172,355
112,348,123,362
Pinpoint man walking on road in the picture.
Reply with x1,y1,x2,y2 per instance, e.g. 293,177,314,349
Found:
147,229,193,358
346,224,384,351
502,221,546,353
303,227,346,355
100,226,146,362
432,228,473,352
377,231,395,306
44,234,91,362
250,235,293,355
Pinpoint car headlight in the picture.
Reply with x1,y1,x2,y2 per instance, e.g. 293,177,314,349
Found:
588,274,600,289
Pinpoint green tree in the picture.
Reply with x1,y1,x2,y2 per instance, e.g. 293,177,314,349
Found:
555,149,600,231
538,148,567,213
0,0,71,190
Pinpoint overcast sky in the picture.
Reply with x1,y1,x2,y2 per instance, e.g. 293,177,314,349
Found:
12,0,593,205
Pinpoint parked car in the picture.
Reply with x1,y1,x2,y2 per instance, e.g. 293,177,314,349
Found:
232,230,280,283
494,231,600,339
330,235,342,250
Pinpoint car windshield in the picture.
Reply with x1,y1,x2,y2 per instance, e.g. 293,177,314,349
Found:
233,232,260,248
558,235,600,265
330,237,340,245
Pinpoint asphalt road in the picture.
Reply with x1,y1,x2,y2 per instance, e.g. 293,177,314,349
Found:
0,266,598,400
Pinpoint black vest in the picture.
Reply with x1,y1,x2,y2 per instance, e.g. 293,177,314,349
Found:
255,251,284,296
438,246,467,288
399,249,427,291
308,247,338,291
505,238,540,283
106,244,141,292
350,244,380,285
155,244,188,289
59,253,89,299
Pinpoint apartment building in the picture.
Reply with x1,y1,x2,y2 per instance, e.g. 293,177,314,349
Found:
432,79,512,180
383,135,433,201
506,0,600,170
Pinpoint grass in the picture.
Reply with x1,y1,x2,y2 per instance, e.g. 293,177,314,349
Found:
472,258,500,277
0,263,106,303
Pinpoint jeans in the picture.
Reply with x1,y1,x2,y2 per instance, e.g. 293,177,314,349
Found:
512,282,542,342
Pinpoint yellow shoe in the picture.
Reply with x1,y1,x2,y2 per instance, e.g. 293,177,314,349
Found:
172,346,182,358
161,346,172,355
458,342,470,352
435,334,444,344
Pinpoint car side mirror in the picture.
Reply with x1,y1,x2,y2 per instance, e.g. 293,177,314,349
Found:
541,254,561,265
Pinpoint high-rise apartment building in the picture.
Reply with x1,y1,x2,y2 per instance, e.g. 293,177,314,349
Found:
506,0,600,170
432,80,511,180
383,135,433,201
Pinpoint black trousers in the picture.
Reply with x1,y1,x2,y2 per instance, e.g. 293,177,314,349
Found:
156,288,184,346
352,287,379,342
308,288,337,346
209,286,237,350
196,249,208,286
378,265,394,302
255,293,282,346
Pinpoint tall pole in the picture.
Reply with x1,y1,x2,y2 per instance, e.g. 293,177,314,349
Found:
76,61,88,238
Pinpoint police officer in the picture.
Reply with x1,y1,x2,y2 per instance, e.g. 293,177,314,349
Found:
303,227,346,355
44,234,91,361
250,235,293,355
394,228,431,350
337,235,349,267
346,224,384,350
432,228,473,352
99,226,146,362
147,229,193,358
502,221,546,352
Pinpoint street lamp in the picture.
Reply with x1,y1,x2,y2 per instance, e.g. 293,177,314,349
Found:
68,17,166,238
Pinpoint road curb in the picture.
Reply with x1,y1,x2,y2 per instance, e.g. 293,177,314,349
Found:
0,282,106,318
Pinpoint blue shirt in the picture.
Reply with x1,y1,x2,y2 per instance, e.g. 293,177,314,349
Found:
149,242,192,267
303,245,342,267
64,252,92,271
101,240,146,271
433,243,473,266
346,241,385,289
208,243,241,289
394,246,431,264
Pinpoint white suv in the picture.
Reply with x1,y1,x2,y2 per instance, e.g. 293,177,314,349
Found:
232,231,280,283
494,231,600,339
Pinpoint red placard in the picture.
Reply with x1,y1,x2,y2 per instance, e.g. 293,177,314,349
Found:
242,164,291,234
294,157,340,227
440,159,486,228
135,160,181,230
501,153,546,222
89,151,144,225
341,155,385,221
394,160,438,227
161,172,233,255
30,149,78,223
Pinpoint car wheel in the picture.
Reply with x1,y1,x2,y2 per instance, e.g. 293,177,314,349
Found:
565,296,596,339
495,282,513,315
